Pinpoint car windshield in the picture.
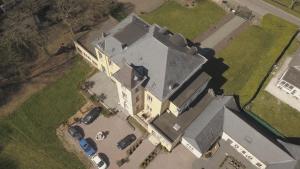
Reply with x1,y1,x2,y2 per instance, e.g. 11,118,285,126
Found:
83,143,89,149
98,161,104,167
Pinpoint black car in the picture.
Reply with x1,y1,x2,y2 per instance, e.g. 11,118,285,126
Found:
68,125,83,140
81,107,101,124
117,134,136,150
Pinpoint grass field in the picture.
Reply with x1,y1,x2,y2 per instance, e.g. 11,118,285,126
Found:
218,14,297,105
249,38,300,137
264,0,300,18
251,91,300,137
0,58,92,169
218,14,299,137
141,0,226,39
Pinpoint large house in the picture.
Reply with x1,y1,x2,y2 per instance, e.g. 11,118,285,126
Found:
74,14,300,169
74,13,209,150
277,54,300,100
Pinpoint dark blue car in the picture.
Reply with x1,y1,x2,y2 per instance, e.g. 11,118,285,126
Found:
79,138,96,156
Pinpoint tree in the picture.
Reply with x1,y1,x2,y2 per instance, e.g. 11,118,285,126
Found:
87,0,116,22
55,0,85,35
289,0,300,9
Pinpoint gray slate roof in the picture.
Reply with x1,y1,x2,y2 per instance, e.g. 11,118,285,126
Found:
183,96,300,169
96,14,207,100
171,72,211,107
283,66,300,89
151,92,215,142
112,64,144,89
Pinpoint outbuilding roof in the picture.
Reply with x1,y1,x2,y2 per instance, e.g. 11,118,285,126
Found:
282,66,300,89
183,96,300,169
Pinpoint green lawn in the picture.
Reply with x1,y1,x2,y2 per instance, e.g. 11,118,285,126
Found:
218,14,300,137
251,91,300,137
249,38,300,137
264,0,300,18
0,58,92,169
141,0,226,39
218,14,297,105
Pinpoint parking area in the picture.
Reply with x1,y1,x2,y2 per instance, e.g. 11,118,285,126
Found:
147,144,197,169
70,112,146,169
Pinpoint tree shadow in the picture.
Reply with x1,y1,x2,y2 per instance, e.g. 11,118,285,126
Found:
0,154,19,169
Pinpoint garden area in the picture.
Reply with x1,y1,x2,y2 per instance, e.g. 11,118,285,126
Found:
264,0,300,18
218,14,300,137
0,58,92,169
141,0,226,39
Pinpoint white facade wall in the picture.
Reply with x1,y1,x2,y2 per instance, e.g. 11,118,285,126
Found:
74,41,101,70
277,79,300,100
131,85,144,114
115,81,134,115
181,137,202,158
222,132,266,169
169,102,180,116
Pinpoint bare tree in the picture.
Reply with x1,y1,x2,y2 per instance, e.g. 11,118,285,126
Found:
55,0,84,35
290,0,300,9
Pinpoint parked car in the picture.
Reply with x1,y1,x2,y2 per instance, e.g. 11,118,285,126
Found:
91,154,107,169
81,107,101,124
117,134,136,150
68,125,83,140
79,138,96,156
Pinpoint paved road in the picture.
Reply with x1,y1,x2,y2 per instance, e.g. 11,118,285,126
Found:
201,16,246,48
233,0,300,26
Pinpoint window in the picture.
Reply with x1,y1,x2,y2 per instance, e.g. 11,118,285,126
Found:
122,92,127,99
77,47,82,54
279,81,286,86
147,95,152,102
146,105,152,112
291,90,296,95
288,85,294,90
108,60,112,65
256,163,262,167
284,83,289,88
97,51,102,58
136,96,139,102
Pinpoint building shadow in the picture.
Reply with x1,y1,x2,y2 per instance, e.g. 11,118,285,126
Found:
284,137,300,145
0,155,19,169
199,47,228,95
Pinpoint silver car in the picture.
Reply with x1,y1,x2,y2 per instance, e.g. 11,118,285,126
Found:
91,154,107,169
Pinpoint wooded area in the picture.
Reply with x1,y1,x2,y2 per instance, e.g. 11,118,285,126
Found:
0,0,132,107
